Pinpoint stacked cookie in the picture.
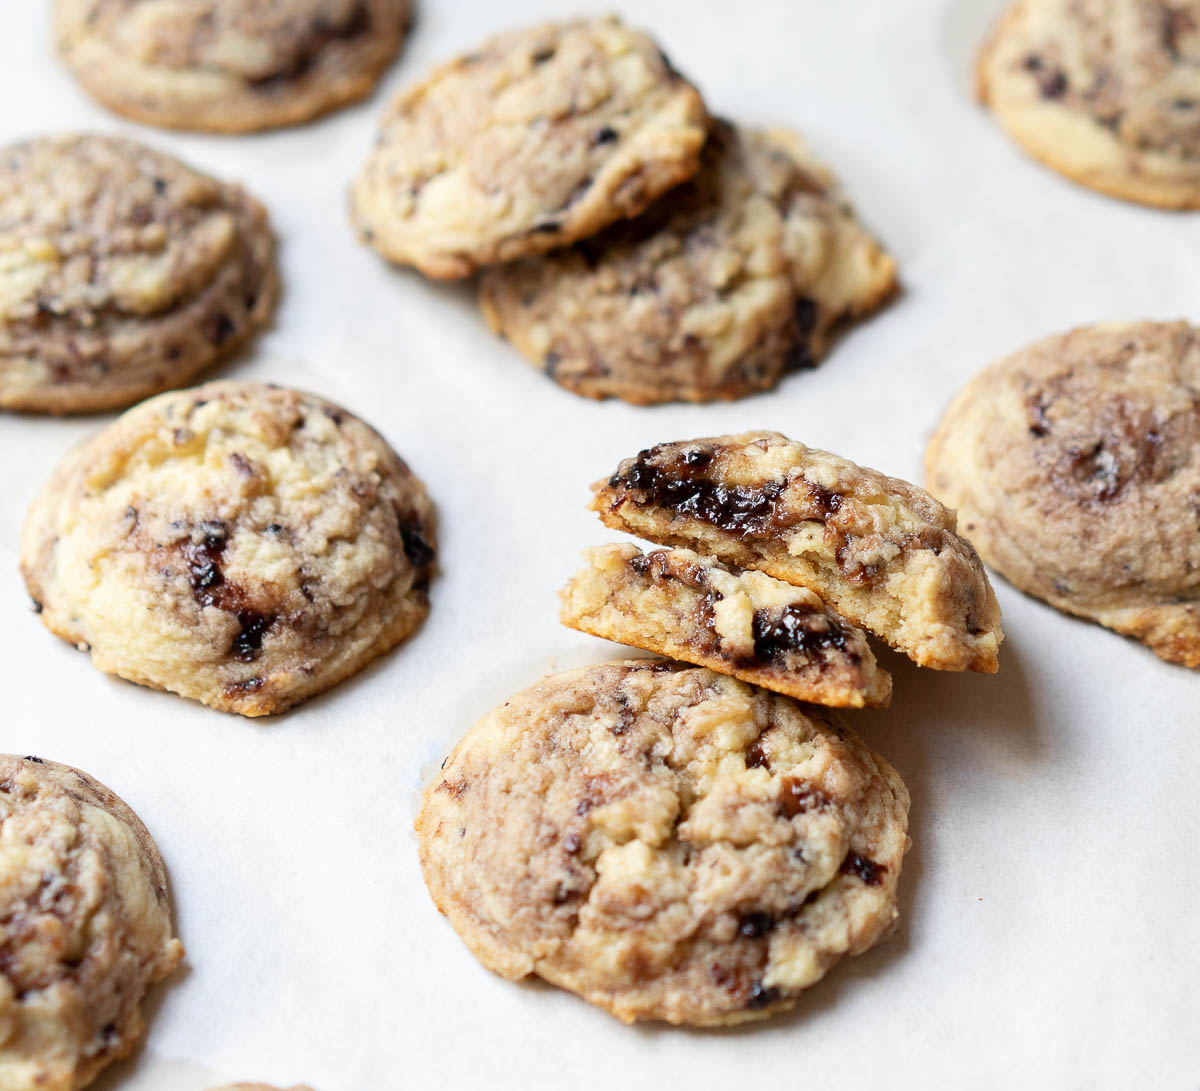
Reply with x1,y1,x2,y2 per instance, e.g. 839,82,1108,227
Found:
564,431,1004,691
352,17,897,404
414,432,1003,1028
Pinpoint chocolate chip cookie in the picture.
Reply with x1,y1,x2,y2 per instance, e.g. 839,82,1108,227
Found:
0,755,183,1091
416,660,910,1026
926,320,1200,666
0,135,276,414
56,0,411,133
21,381,436,716
479,121,897,404
978,0,1200,207
592,432,1003,672
560,544,892,708
351,17,710,278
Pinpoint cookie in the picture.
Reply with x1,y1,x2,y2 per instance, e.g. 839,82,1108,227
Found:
0,755,183,1091
351,17,710,279
55,0,411,133
480,121,897,404
0,135,276,415
926,320,1200,666
416,660,910,1027
560,544,892,708
21,381,436,716
591,432,1003,672
977,0,1200,208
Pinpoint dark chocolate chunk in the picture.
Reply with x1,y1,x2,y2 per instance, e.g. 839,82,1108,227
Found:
232,610,276,662
839,851,885,886
752,604,847,661
399,520,435,567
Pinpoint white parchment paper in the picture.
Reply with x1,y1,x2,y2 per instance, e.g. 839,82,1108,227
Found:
1,2,1198,1088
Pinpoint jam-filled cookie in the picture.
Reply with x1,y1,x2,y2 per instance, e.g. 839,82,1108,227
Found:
0,135,276,414
560,544,892,707
416,660,910,1026
926,319,1200,666
352,17,710,278
978,0,1200,207
56,0,411,133
21,381,436,715
592,432,1003,672
480,121,896,404
0,755,183,1091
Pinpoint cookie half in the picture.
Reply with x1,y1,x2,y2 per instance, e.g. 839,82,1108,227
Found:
352,17,710,278
21,381,436,716
0,755,184,1091
560,544,891,708
55,0,411,133
592,432,1003,672
480,120,897,404
926,319,1200,667
978,0,1200,208
417,660,910,1027
0,135,276,414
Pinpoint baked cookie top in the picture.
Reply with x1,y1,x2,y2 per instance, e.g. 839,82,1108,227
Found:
0,755,183,1091
479,121,896,404
926,319,1200,667
0,134,276,414
352,17,710,278
592,432,1003,672
21,381,436,716
978,0,1200,208
560,544,892,708
55,0,411,133
416,660,910,1027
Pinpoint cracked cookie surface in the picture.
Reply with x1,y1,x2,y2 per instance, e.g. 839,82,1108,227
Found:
560,544,891,708
416,660,909,1027
56,0,411,133
0,755,183,1091
978,0,1200,207
0,134,276,414
351,16,709,278
592,432,1003,672
926,319,1200,666
480,120,896,404
20,380,436,716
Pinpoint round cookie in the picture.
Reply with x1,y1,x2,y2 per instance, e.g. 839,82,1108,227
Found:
416,660,910,1027
0,135,276,414
352,16,710,279
0,755,183,1091
926,319,1200,666
479,121,897,404
978,0,1200,208
21,380,437,716
55,0,411,133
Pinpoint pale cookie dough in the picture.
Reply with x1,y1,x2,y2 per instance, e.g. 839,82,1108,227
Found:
560,544,892,708
21,381,436,716
592,432,1003,672
978,0,1200,208
926,319,1200,667
351,16,710,278
0,755,183,1091
480,120,897,404
0,135,276,414
416,660,910,1027
56,0,411,133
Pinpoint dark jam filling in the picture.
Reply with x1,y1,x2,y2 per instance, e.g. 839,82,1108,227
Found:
617,447,786,536
751,604,848,662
